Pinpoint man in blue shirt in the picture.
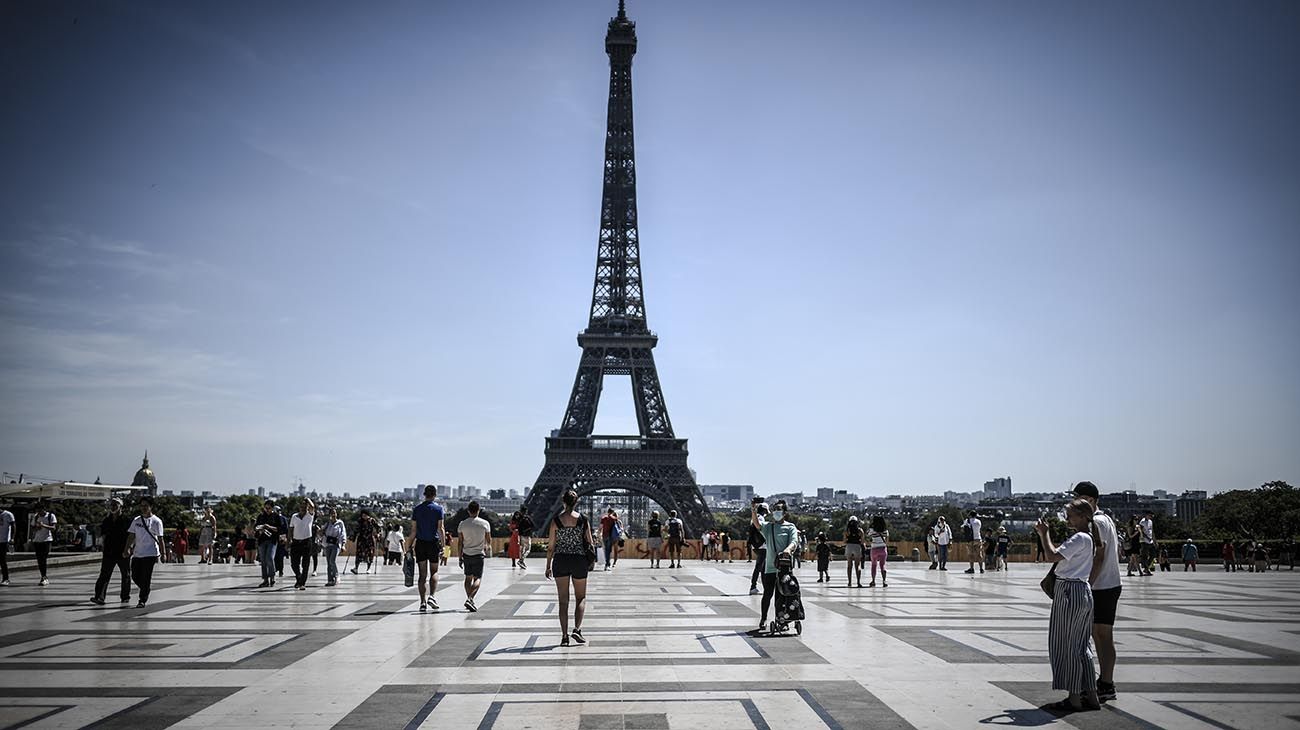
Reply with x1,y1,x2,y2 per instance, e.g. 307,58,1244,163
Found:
404,485,445,612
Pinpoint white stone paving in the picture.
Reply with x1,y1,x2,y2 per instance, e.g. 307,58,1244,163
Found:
0,557,1295,728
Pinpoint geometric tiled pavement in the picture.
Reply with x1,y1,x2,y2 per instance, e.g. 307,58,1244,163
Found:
0,558,1296,728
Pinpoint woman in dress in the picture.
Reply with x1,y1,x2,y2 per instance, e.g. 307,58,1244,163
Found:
351,509,377,574
545,490,594,646
1125,517,1142,576
198,506,217,564
1034,498,1100,713
172,526,189,564
508,512,521,568
843,515,865,587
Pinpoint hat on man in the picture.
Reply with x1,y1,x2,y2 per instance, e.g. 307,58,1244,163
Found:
1072,481,1100,499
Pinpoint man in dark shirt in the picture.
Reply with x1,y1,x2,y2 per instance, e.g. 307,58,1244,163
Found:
91,497,133,604
254,501,284,587
516,507,535,570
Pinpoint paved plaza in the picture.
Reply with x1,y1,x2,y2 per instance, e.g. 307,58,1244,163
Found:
0,557,1297,729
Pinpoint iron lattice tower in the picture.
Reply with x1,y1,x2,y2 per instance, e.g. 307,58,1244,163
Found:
523,2,713,535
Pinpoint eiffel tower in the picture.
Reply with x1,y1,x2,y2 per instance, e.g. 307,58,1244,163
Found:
522,1,713,535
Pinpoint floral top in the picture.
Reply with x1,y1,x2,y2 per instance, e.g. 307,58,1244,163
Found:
552,514,590,556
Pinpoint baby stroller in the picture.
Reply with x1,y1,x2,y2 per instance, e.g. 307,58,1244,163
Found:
769,552,804,635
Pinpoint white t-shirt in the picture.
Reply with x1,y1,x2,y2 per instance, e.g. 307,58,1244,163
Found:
289,512,314,541
32,512,57,542
868,529,888,550
458,516,491,557
935,524,952,545
1091,512,1123,590
1139,517,1155,544
1056,531,1095,580
965,517,983,543
0,510,14,543
385,529,404,553
129,515,165,558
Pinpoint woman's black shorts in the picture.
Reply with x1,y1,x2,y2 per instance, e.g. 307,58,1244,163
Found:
551,554,590,580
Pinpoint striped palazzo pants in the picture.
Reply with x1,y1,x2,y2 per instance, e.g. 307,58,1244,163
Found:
1049,578,1097,694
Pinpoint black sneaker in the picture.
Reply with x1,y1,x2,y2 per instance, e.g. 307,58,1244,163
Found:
928,563,937,570
464,599,477,612
1097,681,1117,702
964,568,975,574
570,629,587,644
90,596,106,605
135,601,146,608
258,580,269,588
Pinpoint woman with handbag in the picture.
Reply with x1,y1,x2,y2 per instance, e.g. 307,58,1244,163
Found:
545,490,596,647
1034,499,1100,713
321,507,347,587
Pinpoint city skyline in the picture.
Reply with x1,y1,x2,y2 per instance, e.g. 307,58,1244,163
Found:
2,2,1298,498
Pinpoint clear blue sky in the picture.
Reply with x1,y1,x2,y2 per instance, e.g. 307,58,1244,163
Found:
2,1,1297,497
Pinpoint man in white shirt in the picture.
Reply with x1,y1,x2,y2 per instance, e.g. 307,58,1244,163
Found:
1073,481,1122,703
0,503,15,586
963,512,983,574
125,498,166,607
32,502,57,586
1138,511,1155,576
288,498,316,590
457,501,492,612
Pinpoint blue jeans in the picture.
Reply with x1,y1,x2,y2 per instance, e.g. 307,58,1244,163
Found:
604,536,616,567
324,545,340,583
258,541,277,580
938,544,949,568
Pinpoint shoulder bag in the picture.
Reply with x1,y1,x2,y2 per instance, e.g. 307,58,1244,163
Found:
1039,563,1057,598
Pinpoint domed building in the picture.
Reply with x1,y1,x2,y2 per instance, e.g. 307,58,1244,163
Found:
131,452,158,496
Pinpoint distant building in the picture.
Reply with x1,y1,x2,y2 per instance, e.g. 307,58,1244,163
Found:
1176,491,1208,524
816,487,835,502
130,452,158,497
983,477,1012,500
700,485,754,505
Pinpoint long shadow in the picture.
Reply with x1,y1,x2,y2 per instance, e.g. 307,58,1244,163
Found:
978,708,1056,726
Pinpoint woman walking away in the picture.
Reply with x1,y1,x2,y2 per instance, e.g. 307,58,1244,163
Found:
646,511,663,568
844,516,865,587
751,499,798,632
815,533,831,582
545,490,594,647
867,516,889,588
1034,499,1099,713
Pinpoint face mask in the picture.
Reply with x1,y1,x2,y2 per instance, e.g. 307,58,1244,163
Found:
770,510,784,522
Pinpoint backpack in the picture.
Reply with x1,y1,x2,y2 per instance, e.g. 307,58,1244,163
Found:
961,523,974,542
667,520,682,538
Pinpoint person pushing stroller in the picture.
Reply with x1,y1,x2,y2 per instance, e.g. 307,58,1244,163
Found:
750,498,803,635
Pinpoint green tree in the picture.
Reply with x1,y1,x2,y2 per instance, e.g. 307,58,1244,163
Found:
914,505,966,542
145,495,197,531
1196,481,1298,540
214,494,264,532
